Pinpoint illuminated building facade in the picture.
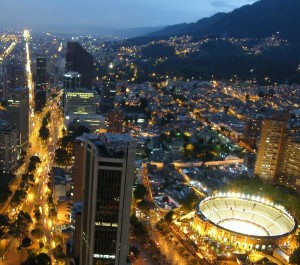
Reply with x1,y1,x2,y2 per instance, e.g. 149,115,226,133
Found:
254,118,286,182
65,42,93,88
255,116,300,191
194,193,297,251
65,113,106,134
35,56,48,91
63,88,99,115
0,120,18,172
107,109,123,133
80,133,136,265
6,87,29,151
64,71,81,90
276,135,300,190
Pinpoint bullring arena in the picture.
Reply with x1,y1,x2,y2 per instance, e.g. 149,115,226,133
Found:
194,192,297,250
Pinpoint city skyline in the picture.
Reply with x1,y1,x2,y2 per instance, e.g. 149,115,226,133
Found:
2,0,257,32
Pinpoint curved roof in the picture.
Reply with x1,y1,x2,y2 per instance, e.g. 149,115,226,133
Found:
196,192,297,238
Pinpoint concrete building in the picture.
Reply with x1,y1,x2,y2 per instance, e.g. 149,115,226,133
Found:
65,42,93,88
65,113,106,134
0,120,18,172
254,118,286,182
6,87,29,151
79,133,136,265
255,115,300,191
107,109,123,133
63,88,99,115
64,71,81,90
276,136,300,190
52,167,66,202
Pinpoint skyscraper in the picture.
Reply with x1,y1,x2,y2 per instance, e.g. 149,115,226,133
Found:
254,118,286,182
65,42,93,88
79,133,135,265
63,88,99,115
35,57,48,112
64,71,82,90
276,135,300,189
107,109,123,133
6,87,29,151
35,57,48,91
0,120,18,172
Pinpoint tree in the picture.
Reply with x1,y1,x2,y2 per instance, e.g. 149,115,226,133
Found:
22,173,35,184
54,148,71,165
130,214,139,226
164,210,174,223
0,186,12,204
140,97,148,110
133,184,147,200
72,125,90,138
21,253,51,265
36,253,51,265
27,163,36,173
52,244,67,262
129,246,140,257
33,208,42,221
11,189,27,207
9,211,32,241
39,125,50,141
21,237,32,248
0,214,9,239
290,248,300,265
30,156,41,164
31,227,44,240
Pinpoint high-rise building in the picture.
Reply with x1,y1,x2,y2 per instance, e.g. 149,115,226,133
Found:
6,87,29,151
100,82,116,112
1,63,25,100
79,133,136,265
64,71,81,90
107,109,123,133
35,57,48,112
0,120,18,172
276,135,300,190
63,88,99,115
255,114,300,191
243,115,263,149
254,118,286,182
65,42,93,88
35,57,48,91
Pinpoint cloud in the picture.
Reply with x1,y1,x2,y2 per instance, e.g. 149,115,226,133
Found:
210,1,235,9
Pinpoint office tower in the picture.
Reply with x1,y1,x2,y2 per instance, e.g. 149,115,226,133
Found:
64,72,82,89
65,42,93,88
276,135,300,190
80,133,136,265
65,114,106,134
243,115,263,149
63,88,99,115
6,87,29,151
35,57,48,91
35,57,48,112
0,120,18,172
100,82,116,112
254,118,286,182
1,63,25,100
107,109,123,133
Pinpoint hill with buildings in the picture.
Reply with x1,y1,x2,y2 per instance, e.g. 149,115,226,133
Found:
148,0,300,42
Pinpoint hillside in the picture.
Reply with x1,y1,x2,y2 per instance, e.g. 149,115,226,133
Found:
149,0,300,42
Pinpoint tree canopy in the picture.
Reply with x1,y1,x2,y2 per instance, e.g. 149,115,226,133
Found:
133,184,147,200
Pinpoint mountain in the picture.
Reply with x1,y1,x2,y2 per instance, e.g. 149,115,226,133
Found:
147,12,226,37
148,0,300,42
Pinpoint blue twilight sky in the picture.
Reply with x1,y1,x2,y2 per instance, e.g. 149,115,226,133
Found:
2,0,258,32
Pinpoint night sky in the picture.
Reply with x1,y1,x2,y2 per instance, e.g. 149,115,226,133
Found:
2,0,258,32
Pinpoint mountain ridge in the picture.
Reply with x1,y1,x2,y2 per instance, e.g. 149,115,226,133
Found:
147,0,300,42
